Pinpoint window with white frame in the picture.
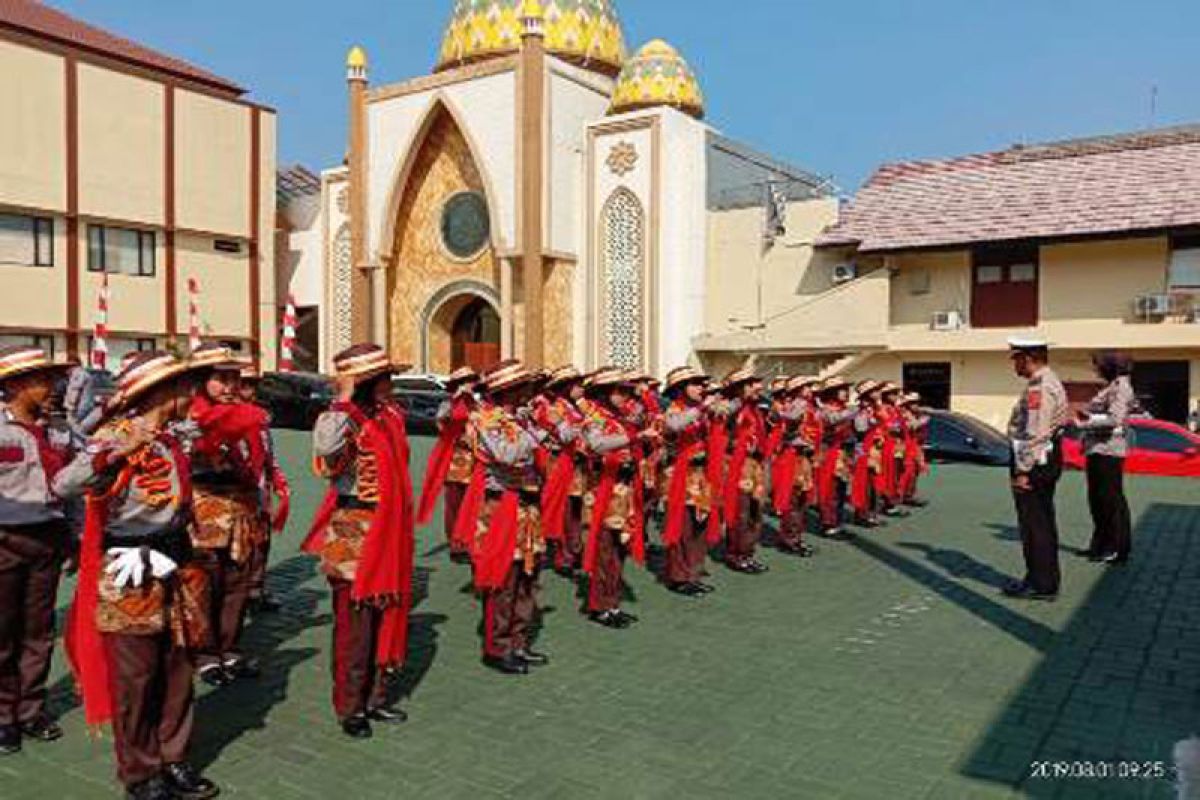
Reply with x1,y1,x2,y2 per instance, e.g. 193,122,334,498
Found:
0,213,53,267
601,188,645,371
87,225,156,276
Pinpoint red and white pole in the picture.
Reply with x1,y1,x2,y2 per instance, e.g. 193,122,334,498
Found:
187,277,202,353
280,293,297,372
91,273,109,370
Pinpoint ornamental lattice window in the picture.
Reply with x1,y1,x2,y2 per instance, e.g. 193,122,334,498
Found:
331,223,353,353
601,188,645,370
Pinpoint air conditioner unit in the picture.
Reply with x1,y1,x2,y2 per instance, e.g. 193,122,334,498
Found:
832,263,858,284
931,310,963,331
1134,293,1173,317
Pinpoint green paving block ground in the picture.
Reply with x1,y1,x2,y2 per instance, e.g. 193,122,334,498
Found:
1,431,1196,798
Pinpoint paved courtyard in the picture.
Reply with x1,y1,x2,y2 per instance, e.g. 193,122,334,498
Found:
2,431,1197,799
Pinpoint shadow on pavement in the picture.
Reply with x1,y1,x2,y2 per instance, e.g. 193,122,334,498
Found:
961,502,1198,799
897,541,1013,590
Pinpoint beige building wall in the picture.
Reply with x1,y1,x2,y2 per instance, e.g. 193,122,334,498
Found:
0,40,66,212
704,198,841,336
81,238,167,336
256,112,278,368
175,234,250,339
175,89,250,237
0,218,68,330
77,64,164,225
1040,237,1167,323
889,250,971,331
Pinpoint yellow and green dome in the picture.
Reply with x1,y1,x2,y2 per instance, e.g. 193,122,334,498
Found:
610,39,704,119
436,0,626,76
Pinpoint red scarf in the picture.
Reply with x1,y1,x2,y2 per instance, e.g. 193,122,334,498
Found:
67,432,191,728
416,396,471,526
303,402,414,667
662,442,703,547
582,406,646,574
472,489,520,591
722,404,765,524
704,420,728,545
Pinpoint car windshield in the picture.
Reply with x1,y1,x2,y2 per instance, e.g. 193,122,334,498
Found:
1131,424,1195,453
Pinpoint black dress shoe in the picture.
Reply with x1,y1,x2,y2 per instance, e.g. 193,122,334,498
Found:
745,560,769,574
222,656,261,680
666,582,702,596
796,543,816,558
0,725,19,755
198,665,234,688
587,610,627,629
903,498,928,508
514,648,550,666
367,705,408,724
341,714,373,739
163,762,219,800
482,654,530,674
614,609,639,624
883,507,910,518
1001,581,1057,602
127,776,174,800
852,516,880,529
19,714,62,743
692,582,715,594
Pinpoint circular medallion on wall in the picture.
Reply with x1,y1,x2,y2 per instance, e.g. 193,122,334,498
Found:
440,191,490,261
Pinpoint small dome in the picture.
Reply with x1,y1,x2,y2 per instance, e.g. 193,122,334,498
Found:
610,39,704,119
346,46,368,69
436,0,626,77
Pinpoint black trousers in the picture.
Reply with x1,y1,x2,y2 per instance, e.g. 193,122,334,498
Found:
1086,454,1132,559
1012,452,1063,595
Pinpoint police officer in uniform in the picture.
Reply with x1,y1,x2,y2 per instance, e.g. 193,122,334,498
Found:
1002,338,1068,601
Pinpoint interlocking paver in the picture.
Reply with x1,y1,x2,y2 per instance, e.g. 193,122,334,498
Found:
0,434,1195,798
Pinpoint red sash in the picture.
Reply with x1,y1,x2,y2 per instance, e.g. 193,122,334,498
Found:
416,400,469,526
540,450,574,542
473,489,520,591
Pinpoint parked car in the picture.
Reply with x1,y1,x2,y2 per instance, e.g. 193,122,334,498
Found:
392,374,448,436
1062,417,1200,477
256,371,334,430
924,410,1012,466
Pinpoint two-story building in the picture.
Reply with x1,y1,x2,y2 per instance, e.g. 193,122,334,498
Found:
0,0,277,368
696,126,1200,428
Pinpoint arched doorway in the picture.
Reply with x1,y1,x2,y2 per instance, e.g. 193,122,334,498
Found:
451,298,500,372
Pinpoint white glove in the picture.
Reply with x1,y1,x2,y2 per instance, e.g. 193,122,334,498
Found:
105,547,178,589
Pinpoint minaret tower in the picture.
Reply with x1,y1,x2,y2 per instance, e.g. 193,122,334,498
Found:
519,0,546,367
346,45,373,344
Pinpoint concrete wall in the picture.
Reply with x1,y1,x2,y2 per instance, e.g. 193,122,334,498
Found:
548,64,610,257
175,90,251,237
0,40,66,212
77,65,164,226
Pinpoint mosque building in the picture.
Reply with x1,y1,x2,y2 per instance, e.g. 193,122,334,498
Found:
282,0,837,375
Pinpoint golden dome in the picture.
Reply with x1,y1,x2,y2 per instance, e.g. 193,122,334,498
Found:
346,46,368,69
610,39,704,119
436,0,626,76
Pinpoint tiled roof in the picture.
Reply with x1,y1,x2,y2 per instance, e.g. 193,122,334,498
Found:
0,0,244,95
277,165,321,207
817,125,1200,252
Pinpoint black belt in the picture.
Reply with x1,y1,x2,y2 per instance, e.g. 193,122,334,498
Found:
336,497,377,511
105,527,191,562
485,488,541,505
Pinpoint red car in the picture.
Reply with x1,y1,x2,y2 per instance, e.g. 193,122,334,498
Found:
1062,418,1200,477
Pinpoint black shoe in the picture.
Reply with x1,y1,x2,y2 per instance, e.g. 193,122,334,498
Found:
1001,580,1057,602
514,648,550,666
198,665,234,688
19,714,62,743
163,762,220,800
692,582,715,594
222,656,261,680
745,560,769,574
587,610,627,629
614,609,639,624
126,776,174,800
482,653,529,674
796,544,816,558
249,593,282,614
367,705,408,724
883,507,909,518
666,582,702,596
903,498,928,508
821,527,844,538
853,516,880,529
0,725,19,755
341,714,373,739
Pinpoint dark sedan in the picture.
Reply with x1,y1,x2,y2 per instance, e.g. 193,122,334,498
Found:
925,410,1012,467
256,372,335,430
392,374,448,436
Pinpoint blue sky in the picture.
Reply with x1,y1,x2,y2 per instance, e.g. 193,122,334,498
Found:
52,0,1200,190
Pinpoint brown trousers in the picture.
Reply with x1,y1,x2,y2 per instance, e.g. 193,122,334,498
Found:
193,548,252,669
553,497,584,571
482,564,539,658
587,527,627,613
663,509,707,585
726,495,763,561
0,522,65,726
445,482,467,555
777,493,808,550
248,533,271,599
329,578,389,721
103,632,194,787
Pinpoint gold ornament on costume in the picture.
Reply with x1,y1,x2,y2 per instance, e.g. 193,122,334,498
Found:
606,141,639,176
610,39,704,120
436,0,626,76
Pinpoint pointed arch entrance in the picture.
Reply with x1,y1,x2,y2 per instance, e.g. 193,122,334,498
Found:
420,281,502,374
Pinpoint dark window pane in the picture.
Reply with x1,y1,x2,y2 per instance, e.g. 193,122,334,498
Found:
87,226,104,272
1133,426,1192,453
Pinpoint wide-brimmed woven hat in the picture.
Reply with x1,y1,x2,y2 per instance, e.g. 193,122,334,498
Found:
0,346,70,385
723,367,761,391
855,380,882,396
332,344,409,385
769,376,789,393
880,382,902,396
190,343,244,373
445,365,480,390
818,376,851,395
545,365,582,389
786,375,819,393
664,365,709,393
235,357,259,381
586,365,636,390
902,392,922,405
481,359,537,394
108,351,207,411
